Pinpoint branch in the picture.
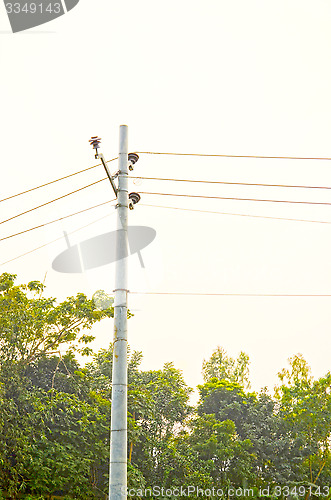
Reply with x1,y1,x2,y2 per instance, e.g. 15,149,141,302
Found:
25,318,85,364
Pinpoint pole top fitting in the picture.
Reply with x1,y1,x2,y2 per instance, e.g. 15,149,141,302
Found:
128,153,139,171
89,136,102,159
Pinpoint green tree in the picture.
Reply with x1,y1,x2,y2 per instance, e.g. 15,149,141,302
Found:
0,273,114,364
86,349,193,492
0,273,116,498
188,413,255,487
202,347,250,389
22,388,110,498
197,377,301,485
86,345,153,472
275,355,331,487
131,363,192,488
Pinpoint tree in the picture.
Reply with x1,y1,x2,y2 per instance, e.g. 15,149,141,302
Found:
187,413,255,487
86,349,193,491
0,273,114,364
0,273,117,498
86,344,153,474
21,389,110,498
202,347,250,389
197,378,302,485
130,363,192,488
1,279,330,500
275,355,331,488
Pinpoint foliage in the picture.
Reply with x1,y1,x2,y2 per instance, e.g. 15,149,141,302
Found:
187,413,255,486
0,275,330,498
275,355,331,486
202,346,251,389
0,273,114,364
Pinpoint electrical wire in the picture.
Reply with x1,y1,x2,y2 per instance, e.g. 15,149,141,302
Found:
4,197,331,247
130,291,331,297
0,157,117,204
2,149,331,206
3,198,331,246
132,176,331,191
135,151,331,161
0,209,117,267
139,203,331,225
0,199,116,242
138,191,331,207
0,178,108,226
3,150,330,215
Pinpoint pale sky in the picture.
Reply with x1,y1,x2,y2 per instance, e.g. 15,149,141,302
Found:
0,0,331,395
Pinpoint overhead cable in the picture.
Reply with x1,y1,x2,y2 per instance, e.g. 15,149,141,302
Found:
0,157,117,204
3,150,330,206
138,191,331,207
132,176,331,191
140,203,331,225
130,291,331,297
2,150,331,205
0,210,116,267
0,199,116,242
135,151,331,161
0,178,108,226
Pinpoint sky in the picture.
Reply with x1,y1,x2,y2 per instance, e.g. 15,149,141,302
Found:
0,0,331,396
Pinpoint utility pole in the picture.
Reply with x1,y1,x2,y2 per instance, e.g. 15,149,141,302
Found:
110,125,129,500
90,126,140,500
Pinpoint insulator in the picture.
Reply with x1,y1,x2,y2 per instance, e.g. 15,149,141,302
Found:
128,153,139,164
129,192,141,205
89,136,102,149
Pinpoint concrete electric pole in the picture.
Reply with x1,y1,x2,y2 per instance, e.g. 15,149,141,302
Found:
110,125,129,500
89,126,140,500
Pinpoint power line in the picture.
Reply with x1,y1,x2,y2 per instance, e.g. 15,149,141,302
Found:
139,191,331,207
0,157,117,204
4,198,330,246
0,178,108,226
140,203,331,225
132,176,331,191
3,198,331,246
0,199,116,242
130,291,331,297
136,151,331,161
0,210,116,267
3,150,329,208
2,150,331,206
